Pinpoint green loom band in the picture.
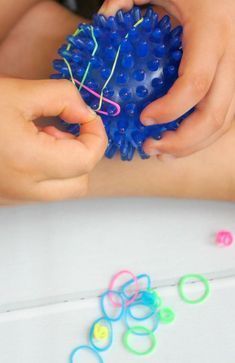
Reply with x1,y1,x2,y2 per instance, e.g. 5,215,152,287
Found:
159,307,175,324
178,274,210,304
123,326,157,356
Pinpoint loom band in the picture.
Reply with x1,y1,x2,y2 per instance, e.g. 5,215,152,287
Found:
73,79,121,117
127,301,156,321
100,290,125,322
135,289,162,309
95,18,144,114
124,309,160,336
159,307,175,324
69,345,103,363
123,326,157,356
178,274,211,305
89,317,113,352
108,270,140,307
78,26,98,92
120,274,151,301
150,290,163,309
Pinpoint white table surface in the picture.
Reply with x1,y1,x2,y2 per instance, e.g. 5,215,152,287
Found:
0,198,235,363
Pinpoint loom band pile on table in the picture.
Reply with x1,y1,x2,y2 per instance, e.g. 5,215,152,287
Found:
123,326,157,356
124,307,160,335
69,345,104,363
100,290,125,322
108,270,140,308
89,317,113,352
120,273,151,300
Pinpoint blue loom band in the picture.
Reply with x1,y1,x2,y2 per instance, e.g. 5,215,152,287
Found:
69,345,103,363
120,274,151,300
89,317,113,352
100,290,125,322
127,302,156,321
125,310,160,336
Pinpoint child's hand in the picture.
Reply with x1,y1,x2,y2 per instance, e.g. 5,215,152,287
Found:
100,0,235,158
0,78,107,204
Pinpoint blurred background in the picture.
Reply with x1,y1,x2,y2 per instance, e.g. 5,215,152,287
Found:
59,0,103,18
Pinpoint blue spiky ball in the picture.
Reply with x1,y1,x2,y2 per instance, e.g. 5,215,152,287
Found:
52,6,190,161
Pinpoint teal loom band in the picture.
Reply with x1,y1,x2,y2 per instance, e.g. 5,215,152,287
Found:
178,274,211,304
69,345,103,363
123,326,157,356
89,317,113,352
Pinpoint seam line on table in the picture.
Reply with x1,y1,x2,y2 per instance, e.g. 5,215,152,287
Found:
0,269,235,315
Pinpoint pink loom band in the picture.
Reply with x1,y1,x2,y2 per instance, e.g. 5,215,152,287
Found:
108,270,140,308
215,230,234,247
74,79,121,117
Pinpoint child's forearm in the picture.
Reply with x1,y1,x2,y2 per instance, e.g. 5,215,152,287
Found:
0,0,49,43
88,121,235,201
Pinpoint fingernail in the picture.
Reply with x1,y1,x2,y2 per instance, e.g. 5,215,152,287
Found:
142,119,156,126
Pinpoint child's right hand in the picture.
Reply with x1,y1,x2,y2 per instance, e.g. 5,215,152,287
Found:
0,78,107,204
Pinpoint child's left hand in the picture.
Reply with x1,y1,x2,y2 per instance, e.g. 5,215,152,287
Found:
100,0,235,158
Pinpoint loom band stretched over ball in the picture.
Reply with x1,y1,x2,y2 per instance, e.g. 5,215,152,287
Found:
62,57,121,116
69,345,103,363
159,307,175,324
100,290,125,322
120,274,151,301
74,79,121,116
108,270,140,307
178,274,211,305
78,25,98,92
124,309,160,336
89,317,113,352
126,301,156,321
95,17,144,114
123,326,157,356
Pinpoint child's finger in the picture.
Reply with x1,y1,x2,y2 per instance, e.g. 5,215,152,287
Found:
20,79,97,125
42,126,76,140
35,115,107,180
15,78,108,179
143,57,234,157
99,0,149,16
141,23,224,125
